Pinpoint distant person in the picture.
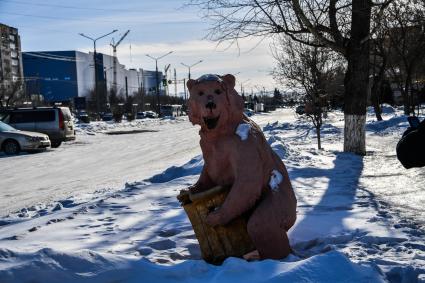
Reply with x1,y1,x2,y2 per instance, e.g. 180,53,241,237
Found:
396,116,425,169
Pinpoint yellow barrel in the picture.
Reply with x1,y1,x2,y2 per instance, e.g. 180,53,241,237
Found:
178,186,255,265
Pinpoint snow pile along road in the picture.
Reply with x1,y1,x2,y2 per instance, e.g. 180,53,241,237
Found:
75,117,183,136
0,108,424,282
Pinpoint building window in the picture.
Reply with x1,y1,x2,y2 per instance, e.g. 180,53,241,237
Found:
9,42,15,49
9,34,15,41
11,59,19,66
10,51,17,58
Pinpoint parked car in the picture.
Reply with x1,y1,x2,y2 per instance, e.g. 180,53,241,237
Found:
136,112,145,119
0,107,75,148
102,112,113,121
144,111,158,119
244,108,254,117
76,110,90,123
0,121,50,155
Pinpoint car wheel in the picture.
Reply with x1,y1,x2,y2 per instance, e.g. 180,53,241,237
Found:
3,140,20,155
51,141,62,148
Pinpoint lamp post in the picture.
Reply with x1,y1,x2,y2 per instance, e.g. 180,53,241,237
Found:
146,51,173,116
181,60,203,80
181,60,203,102
79,29,117,114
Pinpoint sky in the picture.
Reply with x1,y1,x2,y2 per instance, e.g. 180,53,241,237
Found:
0,0,277,94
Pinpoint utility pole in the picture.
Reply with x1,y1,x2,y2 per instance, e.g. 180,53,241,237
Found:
240,79,250,96
183,78,187,102
125,76,128,99
140,69,145,111
146,51,173,116
181,60,203,80
164,64,170,96
174,68,177,97
79,29,117,114
110,30,130,95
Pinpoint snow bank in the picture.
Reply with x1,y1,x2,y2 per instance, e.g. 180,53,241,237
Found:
366,115,408,134
75,117,186,136
366,104,396,116
147,155,204,183
1,108,424,282
0,249,383,283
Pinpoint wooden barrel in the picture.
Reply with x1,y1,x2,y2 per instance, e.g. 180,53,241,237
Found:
177,186,255,265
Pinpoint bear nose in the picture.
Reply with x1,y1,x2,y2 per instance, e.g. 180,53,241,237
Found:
205,101,216,110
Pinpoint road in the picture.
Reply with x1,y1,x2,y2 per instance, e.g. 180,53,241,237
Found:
0,112,291,216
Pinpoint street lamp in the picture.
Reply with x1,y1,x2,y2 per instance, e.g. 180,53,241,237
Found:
181,60,203,80
146,51,173,115
79,29,117,114
181,60,203,102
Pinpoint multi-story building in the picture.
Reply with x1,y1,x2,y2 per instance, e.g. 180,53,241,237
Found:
0,23,24,87
22,50,163,108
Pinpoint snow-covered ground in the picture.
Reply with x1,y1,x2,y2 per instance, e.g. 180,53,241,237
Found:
0,117,200,216
0,114,286,217
0,108,424,282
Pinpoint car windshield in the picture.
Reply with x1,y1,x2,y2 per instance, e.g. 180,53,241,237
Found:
0,121,17,132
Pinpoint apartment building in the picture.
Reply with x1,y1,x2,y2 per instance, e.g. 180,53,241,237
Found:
0,23,24,87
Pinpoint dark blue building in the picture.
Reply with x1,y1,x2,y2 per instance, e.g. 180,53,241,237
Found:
23,51,106,103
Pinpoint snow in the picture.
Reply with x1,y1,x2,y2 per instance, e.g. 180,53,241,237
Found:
0,250,383,283
235,123,251,141
0,117,201,216
0,108,424,282
269,169,283,191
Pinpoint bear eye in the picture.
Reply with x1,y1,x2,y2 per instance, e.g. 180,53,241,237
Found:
199,91,204,96
214,89,222,95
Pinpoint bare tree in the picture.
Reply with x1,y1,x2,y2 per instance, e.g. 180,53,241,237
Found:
190,0,396,155
272,35,343,149
0,81,24,109
379,0,425,115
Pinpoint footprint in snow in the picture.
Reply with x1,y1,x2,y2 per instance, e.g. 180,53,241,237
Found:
148,239,176,250
137,247,153,256
28,226,40,232
158,228,180,237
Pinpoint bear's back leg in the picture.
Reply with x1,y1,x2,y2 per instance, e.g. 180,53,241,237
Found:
246,196,291,260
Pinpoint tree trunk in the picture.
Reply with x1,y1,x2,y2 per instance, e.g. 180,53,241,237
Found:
316,126,322,150
371,65,384,121
371,79,383,121
403,74,412,115
343,0,371,156
401,88,410,115
344,114,366,154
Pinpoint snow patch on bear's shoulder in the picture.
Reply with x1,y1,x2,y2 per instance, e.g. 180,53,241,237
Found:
236,123,251,141
269,170,283,191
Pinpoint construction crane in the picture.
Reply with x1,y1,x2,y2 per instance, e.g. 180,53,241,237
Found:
110,30,130,94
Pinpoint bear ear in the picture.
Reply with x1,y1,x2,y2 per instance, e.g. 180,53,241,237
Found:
187,99,201,125
187,79,196,91
222,74,235,90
